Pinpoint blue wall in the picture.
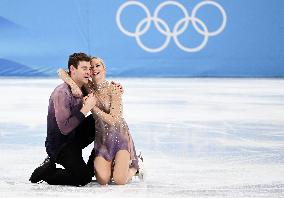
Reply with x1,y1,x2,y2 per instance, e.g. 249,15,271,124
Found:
0,0,283,77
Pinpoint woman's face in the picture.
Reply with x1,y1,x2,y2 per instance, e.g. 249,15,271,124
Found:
91,58,106,81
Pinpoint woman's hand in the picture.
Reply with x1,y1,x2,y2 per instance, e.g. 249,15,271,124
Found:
80,93,97,115
111,81,124,94
83,93,97,108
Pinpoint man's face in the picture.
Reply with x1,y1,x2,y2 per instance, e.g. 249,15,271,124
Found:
71,61,91,87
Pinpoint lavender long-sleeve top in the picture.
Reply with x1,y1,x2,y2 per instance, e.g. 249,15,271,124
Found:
45,83,85,160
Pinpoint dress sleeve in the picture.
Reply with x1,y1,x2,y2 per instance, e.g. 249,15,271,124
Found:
91,85,123,126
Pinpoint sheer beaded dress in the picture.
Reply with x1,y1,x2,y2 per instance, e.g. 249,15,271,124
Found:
86,81,139,169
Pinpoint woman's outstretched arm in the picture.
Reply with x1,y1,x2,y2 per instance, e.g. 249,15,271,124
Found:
57,68,83,97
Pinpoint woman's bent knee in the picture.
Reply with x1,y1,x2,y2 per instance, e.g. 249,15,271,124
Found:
113,175,128,185
95,172,111,185
97,176,110,185
98,179,109,185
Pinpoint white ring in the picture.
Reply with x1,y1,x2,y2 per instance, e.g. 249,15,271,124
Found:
173,17,209,52
116,1,151,37
153,1,189,36
191,0,227,36
135,17,172,53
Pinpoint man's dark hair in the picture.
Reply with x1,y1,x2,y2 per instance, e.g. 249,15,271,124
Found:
68,52,91,71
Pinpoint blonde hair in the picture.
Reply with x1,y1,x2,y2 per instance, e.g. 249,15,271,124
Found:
91,56,106,68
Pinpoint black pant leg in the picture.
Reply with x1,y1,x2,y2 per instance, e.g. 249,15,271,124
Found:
45,143,93,186
45,168,77,186
73,114,96,149
44,115,96,186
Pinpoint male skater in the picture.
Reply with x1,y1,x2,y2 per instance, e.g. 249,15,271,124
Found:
29,52,97,186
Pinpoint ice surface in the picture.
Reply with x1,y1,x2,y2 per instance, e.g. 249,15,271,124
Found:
0,78,283,197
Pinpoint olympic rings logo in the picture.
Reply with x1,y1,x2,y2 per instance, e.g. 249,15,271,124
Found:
116,0,227,53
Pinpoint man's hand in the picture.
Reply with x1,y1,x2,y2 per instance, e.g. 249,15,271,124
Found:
111,81,124,94
80,93,97,115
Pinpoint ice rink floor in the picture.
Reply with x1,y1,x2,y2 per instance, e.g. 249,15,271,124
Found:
0,78,283,197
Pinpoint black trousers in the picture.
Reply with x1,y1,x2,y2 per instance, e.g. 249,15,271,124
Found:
45,114,96,186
